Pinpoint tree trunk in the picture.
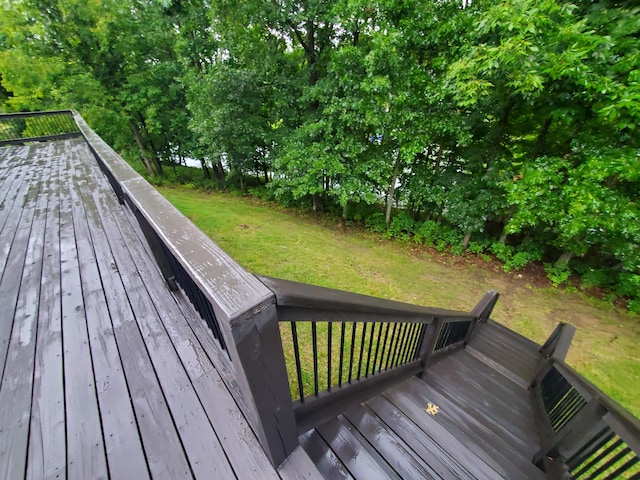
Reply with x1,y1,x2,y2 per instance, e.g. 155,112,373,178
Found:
385,156,402,226
213,160,226,183
499,228,508,244
342,201,349,220
129,119,158,176
555,251,574,268
138,114,163,175
312,194,324,212
463,229,472,249
200,159,211,179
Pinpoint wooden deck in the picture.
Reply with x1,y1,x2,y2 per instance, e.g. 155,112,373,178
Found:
0,135,552,480
0,138,321,479
299,322,547,479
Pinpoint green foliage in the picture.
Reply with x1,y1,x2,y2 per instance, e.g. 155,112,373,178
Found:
545,263,572,287
414,221,442,247
384,213,416,241
1,0,638,312
365,212,387,233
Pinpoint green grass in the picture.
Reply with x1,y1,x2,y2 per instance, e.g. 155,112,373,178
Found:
157,186,640,419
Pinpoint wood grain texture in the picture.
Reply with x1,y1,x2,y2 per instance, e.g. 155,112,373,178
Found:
59,142,108,480
0,137,323,479
301,342,547,479
27,143,66,480
73,112,272,322
0,143,47,480
75,111,301,468
69,145,149,479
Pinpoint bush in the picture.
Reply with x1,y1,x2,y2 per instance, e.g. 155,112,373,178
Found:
627,299,640,314
384,212,416,241
468,241,490,255
414,220,441,246
365,212,387,233
545,263,571,286
490,240,544,273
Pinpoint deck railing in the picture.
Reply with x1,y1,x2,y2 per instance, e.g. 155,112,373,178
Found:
10,110,638,473
260,276,498,432
72,111,299,466
531,359,640,478
0,110,80,145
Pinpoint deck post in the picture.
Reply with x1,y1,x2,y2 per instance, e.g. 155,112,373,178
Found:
539,323,576,361
470,290,500,323
418,317,442,369
222,297,299,467
466,290,499,343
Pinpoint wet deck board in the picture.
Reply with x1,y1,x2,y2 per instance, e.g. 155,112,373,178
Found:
301,325,547,479
0,138,320,479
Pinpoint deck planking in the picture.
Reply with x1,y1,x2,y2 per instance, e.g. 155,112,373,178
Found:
0,138,321,479
0,136,550,480
301,327,547,480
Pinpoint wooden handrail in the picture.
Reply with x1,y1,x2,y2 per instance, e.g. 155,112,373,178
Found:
261,275,497,430
72,111,298,467
259,275,473,318
532,358,640,478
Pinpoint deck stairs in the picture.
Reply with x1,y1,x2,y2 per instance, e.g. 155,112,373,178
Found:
300,322,548,479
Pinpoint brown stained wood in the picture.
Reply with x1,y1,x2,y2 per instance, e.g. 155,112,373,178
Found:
364,395,468,480
382,389,516,480
0,147,47,480
342,405,439,480
468,321,543,385
81,159,236,479
400,376,545,479
27,144,66,480
58,143,108,480
261,275,470,319
316,417,396,480
423,357,540,456
299,430,353,480
465,346,531,389
277,447,326,480
423,353,539,448
67,144,149,479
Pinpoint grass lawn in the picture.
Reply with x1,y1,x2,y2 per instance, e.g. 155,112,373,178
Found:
157,186,640,419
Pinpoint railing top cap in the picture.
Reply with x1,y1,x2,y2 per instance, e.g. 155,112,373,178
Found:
260,275,473,318
72,111,273,322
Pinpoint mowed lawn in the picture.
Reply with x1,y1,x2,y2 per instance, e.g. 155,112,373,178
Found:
157,186,640,418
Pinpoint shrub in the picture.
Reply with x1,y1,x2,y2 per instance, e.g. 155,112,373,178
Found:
365,212,387,233
384,212,416,241
545,263,571,286
414,220,440,246
490,240,544,273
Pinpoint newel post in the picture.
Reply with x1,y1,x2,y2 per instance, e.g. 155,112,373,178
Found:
418,317,442,369
221,297,298,467
466,290,500,343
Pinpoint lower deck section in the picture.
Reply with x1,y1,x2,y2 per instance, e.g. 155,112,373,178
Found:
300,329,547,480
